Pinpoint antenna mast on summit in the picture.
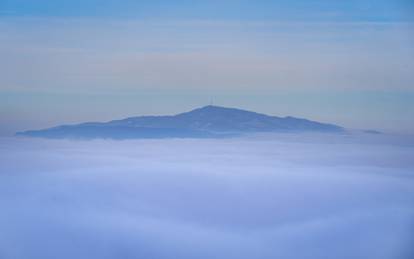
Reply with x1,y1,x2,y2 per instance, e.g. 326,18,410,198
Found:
209,97,214,106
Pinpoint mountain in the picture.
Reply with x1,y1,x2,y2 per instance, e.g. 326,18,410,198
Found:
16,105,344,139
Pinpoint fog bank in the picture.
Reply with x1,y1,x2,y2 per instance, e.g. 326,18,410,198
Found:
0,133,413,259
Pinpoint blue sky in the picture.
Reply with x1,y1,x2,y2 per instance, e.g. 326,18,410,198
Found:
1,0,413,134
2,0,413,21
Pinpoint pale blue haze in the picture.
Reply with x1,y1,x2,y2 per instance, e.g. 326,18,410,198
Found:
0,0,413,135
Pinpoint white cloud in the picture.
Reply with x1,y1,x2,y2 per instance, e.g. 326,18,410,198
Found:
0,133,413,258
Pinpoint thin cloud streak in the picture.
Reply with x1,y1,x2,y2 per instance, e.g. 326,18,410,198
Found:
1,17,413,92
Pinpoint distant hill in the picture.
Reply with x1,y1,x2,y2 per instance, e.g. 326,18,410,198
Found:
16,105,344,139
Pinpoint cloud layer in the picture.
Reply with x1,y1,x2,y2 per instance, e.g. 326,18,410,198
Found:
0,133,413,259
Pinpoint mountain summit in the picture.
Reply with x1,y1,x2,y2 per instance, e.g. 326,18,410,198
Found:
17,105,344,139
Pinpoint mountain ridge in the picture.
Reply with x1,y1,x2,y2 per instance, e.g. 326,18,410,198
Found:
16,105,344,139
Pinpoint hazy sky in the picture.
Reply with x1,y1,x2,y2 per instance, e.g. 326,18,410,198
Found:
1,0,413,135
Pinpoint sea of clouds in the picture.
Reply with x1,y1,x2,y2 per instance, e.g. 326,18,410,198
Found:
0,133,413,259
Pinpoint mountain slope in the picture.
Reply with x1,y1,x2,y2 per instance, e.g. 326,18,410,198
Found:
16,105,344,139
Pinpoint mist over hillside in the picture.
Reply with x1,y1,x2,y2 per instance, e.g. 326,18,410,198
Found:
1,132,413,259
